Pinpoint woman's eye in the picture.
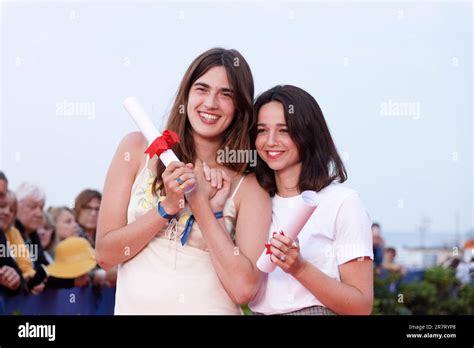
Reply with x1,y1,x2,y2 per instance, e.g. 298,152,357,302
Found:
256,129,267,134
279,129,289,133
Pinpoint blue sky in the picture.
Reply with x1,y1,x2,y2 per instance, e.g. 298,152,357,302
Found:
1,1,472,238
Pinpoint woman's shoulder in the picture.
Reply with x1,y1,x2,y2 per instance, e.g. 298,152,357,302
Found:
233,173,270,209
231,173,270,209
315,183,368,217
321,184,370,225
318,182,359,201
240,173,266,192
118,131,148,152
116,131,149,170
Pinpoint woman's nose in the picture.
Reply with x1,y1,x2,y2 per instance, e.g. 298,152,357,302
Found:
204,93,218,109
266,130,279,146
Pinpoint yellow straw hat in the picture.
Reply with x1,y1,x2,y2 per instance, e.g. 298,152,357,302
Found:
46,236,96,279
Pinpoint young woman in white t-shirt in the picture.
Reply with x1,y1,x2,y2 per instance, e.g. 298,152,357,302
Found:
248,85,374,315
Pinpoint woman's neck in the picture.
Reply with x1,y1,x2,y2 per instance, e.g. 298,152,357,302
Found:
193,132,222,166
275,162,302,198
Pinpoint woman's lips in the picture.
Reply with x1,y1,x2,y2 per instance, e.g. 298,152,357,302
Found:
198,111,221,125
266,150,284,160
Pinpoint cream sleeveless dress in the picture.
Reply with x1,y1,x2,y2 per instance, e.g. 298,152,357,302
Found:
114,154,245,315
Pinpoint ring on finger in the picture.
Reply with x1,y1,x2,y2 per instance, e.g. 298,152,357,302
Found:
176,177,185,185
280,255,286,262
290,240,299,249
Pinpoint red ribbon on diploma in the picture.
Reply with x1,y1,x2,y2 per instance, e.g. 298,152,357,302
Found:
265,243,272,255
144,130,180,158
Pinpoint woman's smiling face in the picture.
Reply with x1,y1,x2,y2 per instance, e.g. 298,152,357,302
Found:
255,101,300,172
56,210,80,240
186,66,236,140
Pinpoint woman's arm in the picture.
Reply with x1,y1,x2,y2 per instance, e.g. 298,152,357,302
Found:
95,132,193,270
269,194,374,314
96,132,167,270
188,162,272,304
294,257,373,314
270,234,373,314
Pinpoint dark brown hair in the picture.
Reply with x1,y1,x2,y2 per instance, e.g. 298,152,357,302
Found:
385,247,396,257
74,189,102,219
0,171,7,183
152,47,255,196
252,85,347,196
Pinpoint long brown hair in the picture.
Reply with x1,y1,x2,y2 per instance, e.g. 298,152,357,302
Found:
251,85,347,197
74,189,101,220
152,48,255,196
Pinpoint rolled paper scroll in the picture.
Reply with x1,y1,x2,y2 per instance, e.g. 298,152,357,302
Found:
123,96,180,167
123,96,195,194
256,191,319,273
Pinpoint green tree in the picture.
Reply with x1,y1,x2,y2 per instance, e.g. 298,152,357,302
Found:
374,266,474,315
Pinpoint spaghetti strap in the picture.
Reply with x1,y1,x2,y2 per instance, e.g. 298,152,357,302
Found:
144,154,150,170
230,175,246,200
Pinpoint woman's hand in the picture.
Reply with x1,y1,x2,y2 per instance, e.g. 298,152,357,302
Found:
185,159,216,209
30,281,46,295
161,161,195,215
202,162,232,212
0,266,21,290
269,233,307,276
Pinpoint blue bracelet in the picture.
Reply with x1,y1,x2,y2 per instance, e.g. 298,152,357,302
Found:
181,211,223,246
157,201,177,220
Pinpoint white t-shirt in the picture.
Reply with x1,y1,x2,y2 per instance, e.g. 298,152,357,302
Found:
249,183,374,315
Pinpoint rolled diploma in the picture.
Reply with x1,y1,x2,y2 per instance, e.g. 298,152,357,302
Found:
256,191,319,273
123,96,179,167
